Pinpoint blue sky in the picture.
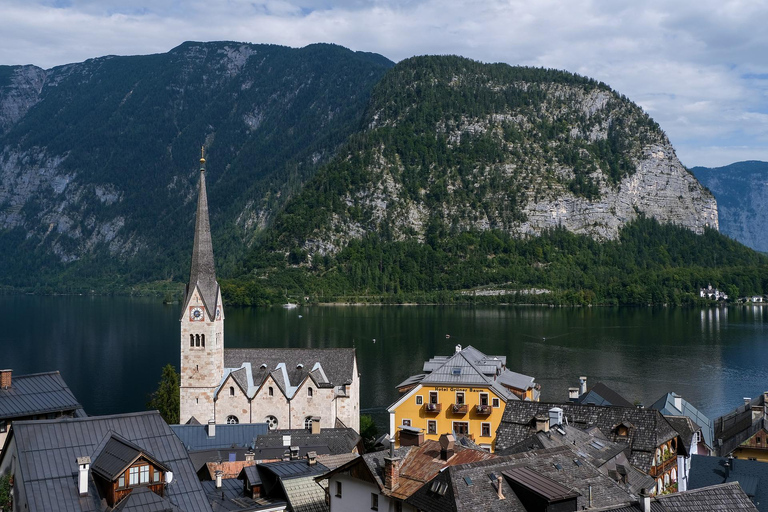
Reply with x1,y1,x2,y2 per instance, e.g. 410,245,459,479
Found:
2,0,767,167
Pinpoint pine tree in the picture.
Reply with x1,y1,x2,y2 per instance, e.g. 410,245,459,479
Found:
147,364,180,425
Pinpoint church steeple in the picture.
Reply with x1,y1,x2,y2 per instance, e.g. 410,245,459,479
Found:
183,147,219,320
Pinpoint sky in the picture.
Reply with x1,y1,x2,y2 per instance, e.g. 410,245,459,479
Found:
2,0,767,168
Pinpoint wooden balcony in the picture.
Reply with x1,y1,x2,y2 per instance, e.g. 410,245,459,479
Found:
475,404,492,415
423,403,442,414
649,453,676,478
451,404,468,415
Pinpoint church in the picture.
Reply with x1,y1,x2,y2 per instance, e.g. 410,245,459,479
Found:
179,151,360,432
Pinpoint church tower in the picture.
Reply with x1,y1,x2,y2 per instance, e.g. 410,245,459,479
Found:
179,149,225,425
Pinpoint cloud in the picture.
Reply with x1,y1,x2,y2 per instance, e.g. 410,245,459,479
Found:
0,0,767,167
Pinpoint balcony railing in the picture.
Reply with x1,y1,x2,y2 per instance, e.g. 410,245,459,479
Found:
424,403,442,413
649,453,677,478
451,403,468,415
475,404,492,415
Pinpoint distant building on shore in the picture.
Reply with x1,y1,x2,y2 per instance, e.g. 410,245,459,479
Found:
700,284,728,300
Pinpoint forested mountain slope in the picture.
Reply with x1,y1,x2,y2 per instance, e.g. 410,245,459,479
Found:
0,42,393,289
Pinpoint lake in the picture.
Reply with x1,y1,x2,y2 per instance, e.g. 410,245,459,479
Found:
2,295,767,428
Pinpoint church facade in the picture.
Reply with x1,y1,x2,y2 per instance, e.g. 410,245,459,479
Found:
179,153,359,432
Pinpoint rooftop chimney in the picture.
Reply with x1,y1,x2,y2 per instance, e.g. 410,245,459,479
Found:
384,444,401,491
672,393,682,412
245,450,255,463
215,470,222,489
639,488,651,512
310,417,321,435
496,475,505,500
455,344,462,354
535,414,550,433
568,387,579,402
290,446,300,460
548,407,563,428
744,397,752,407
306,451,317,466
76,456,91,496
579,376,587,396
439,434,455,461
0,369,11,389
208,419,216,438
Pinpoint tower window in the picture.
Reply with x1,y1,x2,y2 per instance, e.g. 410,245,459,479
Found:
189,334,194,347
308,387,313,397
227,415,239,424
195,334,201,347
201,334,205,347
269,387,274,396
229,386,234,396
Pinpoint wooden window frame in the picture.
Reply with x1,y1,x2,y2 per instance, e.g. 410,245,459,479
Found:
481,422,491,437
427,420,437,435
479,393,489,406
492,398,500,408
452,421,469,436
455,391,465,405
402,419,412,427
415,395,423,405
429,391,439,404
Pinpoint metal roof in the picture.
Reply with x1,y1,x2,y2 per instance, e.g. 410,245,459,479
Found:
0,371,82,420
503,466,580,501
91,433,169,481
171,422,269,451
260,460,329,480
650,392,714,449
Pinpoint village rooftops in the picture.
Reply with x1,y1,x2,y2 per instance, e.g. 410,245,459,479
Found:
650,392,713,450
576,382,634,408
0,370,83,420
688,454,768,510
171,422,270,451
590,482,757,512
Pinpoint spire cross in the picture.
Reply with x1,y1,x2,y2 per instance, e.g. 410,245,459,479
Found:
200,146,206,169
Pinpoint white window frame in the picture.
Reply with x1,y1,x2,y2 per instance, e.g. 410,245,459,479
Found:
492,397,500,408
402,418,412,427
429,391,439,404
452,421,469,435
427,420,437,435
479,392,489,406
455,391,465,405
481,422,491,437
415,395,423,405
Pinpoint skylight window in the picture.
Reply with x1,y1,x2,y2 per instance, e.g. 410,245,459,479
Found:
452,367,462,376
553,463,563,471
464,476,473,486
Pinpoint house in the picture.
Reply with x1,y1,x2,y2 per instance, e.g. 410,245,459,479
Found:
499,409,655,495
699,284,728,301
0,410,210,511
568,377,635,407
650,392,714,455
0,369,84,456
713,392,768,460
317,433,495,512
592,482,757,512
496,401,686,495
405,445,634,512
388,344,538,451
688,454,768,511
179,152,359,432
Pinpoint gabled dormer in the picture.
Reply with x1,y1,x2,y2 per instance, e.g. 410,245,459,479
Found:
90,433,171,508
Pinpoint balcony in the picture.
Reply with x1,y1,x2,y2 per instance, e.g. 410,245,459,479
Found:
649,452,677,478
475,404,492,415
451,403,468,415
423,403,442,414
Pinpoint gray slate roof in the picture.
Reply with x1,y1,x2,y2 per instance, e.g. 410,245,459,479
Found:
713,393,768,456
496,401,679,473
576,382,634,408
650,392,713,449
664,416,700,456
594,482,758,512
689,454,768,510
406,446,633,512
252,428,361,455
8,410,211,512
202,478,288,511
171,422,269,451
224,348,356,399
183,165,220,321
0,371,82,420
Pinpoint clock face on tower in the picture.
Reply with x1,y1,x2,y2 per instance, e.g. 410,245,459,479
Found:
190,307,204,321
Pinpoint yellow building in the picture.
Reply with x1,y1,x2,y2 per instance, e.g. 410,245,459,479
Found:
387,345,539,452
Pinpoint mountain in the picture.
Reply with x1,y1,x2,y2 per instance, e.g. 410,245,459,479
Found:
691,161,768,252
0,42,393,289
264,55,716,257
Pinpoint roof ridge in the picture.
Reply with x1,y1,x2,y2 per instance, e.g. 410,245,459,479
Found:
4,370,62,379
12,410,161,427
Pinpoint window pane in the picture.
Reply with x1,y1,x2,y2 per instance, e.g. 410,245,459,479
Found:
129,467,139,486
153,468,161,483
140,465,149,484
118,474,125,487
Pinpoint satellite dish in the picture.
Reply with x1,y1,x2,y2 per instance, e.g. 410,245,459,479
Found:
165,471,174,485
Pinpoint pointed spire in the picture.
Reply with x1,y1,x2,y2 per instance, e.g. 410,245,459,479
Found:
185,148,219,318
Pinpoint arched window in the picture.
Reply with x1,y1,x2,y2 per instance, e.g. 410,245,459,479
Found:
195,334,200,347
226,415,239,424
307,387,313,397
268,387,274,396
305,417,314,430
229,386,234,396
201,334,205,347
265,416,278,430
189,334,194,347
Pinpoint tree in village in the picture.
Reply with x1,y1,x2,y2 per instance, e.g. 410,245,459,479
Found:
147,364,180,425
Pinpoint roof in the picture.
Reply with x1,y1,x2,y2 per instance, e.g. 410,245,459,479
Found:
281,476,328,512
595,482,758,512
224,348,356,398
202,478,288,511
91,433,169,481
259,459,329,481
182,164,220,321
252,428,361,455
713,393,768,456
576,382,634,408
664,416,700,456
6,410,211,512
503,466,579,501
405,446,633,512
689,454,768,509
496,401,679,473
650,392,714,449
113,486,182,512
0,371,82,420
171,422,269,451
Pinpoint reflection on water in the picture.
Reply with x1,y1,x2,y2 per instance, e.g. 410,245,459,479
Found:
1,297,767,427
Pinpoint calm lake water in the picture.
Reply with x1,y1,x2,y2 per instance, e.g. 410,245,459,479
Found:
2,296,767,428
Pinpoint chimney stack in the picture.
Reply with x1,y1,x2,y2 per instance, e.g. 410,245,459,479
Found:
384,446,401,491
208,419,216,438
215,470,222,489
579,376,587,396
639,488,651,512
310,417,321,435
568,387,579,402
535,414,550,433
76,456,91,496
672,393,682,412
548,407,563,428
306,451,317,466
245,450,255,463
496,475,505,500
0,369,11,389
439,434,455,461
455,344,462,354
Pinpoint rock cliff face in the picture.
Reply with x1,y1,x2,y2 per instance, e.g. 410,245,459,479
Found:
281,56,717,257
0,42,393,286
692,161,768,252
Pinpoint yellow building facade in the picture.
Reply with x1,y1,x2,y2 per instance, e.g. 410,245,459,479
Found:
388,345,539,452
